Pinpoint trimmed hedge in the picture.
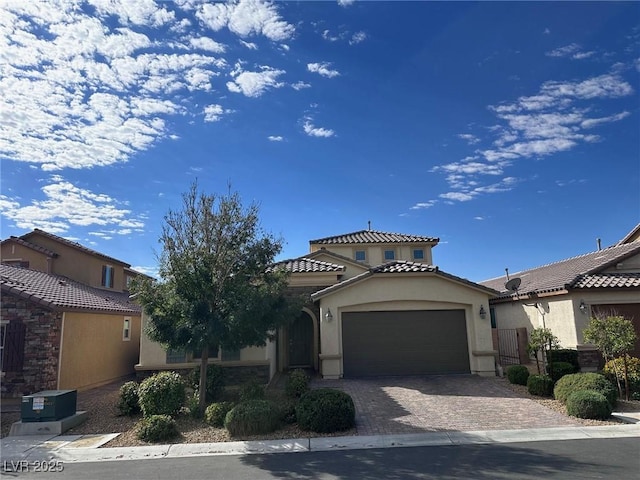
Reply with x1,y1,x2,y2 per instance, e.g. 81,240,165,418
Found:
136,414,179,442
554,373,617,407
224,400,281,436
117,381,140,416
546,361,576,383
239,381,265,402
549,349,580,372
296,388,355,433
566,390,612,420
138,371,185,417
506,365,530,386
527,374,554,397
205,401,235,428
286,369,310,399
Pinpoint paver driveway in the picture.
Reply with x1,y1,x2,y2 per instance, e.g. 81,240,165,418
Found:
315,375,579,435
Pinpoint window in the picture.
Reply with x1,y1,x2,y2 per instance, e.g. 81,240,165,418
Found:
412,249,425,261
193,343,219,359
384,250,395,261
102,265,114,288
122,317,131,341
125,275,133,289
354,250,366,262
166,349,186,364
221,348,241,362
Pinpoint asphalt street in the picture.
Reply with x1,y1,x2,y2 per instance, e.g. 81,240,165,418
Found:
3,437,639,480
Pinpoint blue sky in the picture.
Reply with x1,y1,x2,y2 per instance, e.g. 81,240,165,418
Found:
1,0,638,282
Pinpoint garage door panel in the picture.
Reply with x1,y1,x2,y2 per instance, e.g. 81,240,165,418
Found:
342,310,470,377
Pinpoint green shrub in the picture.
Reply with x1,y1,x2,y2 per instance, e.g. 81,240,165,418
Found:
138,371,186,417
188,364,225,402
117,381,140,416
286,369,310,398
566,390,612,420
603,355,640,395
278,397,298,425
205,401,235,427
136,414,179,442
506,365,530,386
239,380,265,402
527,374,554,397
546,361,576,383
224,400,281,436
554,373,617,407
296,388,355,433
186,391,202,419
549,349,580,372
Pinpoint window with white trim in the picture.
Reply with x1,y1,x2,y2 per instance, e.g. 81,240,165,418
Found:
354,250,366,262
412,249,425,261
384,249,395,261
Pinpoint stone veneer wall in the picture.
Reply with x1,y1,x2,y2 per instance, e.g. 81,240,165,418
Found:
1,294,63,397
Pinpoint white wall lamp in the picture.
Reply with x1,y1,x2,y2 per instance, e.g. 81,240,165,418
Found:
579,300,587,315
479,305,487,320
325,308,333,322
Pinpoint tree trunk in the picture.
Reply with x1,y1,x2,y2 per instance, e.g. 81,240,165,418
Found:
198,345,209,414
623,354,630,402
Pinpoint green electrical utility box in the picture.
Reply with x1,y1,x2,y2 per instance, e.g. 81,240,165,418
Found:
21,390,77,422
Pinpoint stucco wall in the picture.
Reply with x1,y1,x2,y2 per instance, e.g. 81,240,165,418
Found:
310,244,435,266
492,290,640,350
22,233,128,291
317,274,495,378
0,243,51,273
58,311,140,390
0,294,62,397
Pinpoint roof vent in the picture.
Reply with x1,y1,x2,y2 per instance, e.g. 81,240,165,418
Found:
596,238,602,251
58,280,67,286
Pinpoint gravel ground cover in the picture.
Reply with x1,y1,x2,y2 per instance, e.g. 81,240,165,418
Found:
2,375,637,446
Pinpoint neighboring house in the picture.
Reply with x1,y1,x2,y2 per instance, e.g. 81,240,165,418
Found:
0,264,141,397
1,228,142,291
0,229,145,397
481,224,640,367
136,229,499,382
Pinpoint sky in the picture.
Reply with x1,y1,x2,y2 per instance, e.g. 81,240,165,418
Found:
0,0,639,283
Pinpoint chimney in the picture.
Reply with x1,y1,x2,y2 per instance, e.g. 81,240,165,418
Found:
596,238,602,251
367,220,371,231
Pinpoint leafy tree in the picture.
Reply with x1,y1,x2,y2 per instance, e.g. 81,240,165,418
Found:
583,314,637,400
132,183,301,413
527,327,559,375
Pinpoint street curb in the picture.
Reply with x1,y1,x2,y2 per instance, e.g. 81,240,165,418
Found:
2,424,639,464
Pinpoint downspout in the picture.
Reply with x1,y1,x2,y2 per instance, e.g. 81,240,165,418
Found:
57,312,65,389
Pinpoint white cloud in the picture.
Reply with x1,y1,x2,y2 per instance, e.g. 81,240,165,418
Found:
196,0,294,42
0,177,145,233
189,36,226,53
410,201,437,210
580,111,630,128
349,31,367,45
338,0,356,6
457,133,480,145
268,135,283,142
546,43,581,58
302,117,335,138
292,81,311,90
439,192,475,202
307,62,340,78
203,104,233,122
322,30,341,42
239,39,258,50
227,66,286,97
474,216,485,221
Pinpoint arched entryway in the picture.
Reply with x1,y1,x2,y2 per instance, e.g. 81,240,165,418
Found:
288,311,314,368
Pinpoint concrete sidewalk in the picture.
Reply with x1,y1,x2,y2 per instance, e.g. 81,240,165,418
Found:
2,424,640,466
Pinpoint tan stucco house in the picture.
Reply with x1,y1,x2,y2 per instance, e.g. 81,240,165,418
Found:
0,230,143,397
481,223,640,367
136,229,499,382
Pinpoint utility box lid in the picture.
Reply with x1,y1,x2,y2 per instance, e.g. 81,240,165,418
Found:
21,390,77,422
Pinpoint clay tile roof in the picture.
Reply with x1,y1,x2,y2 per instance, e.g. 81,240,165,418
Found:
481,242,640,299
270,257,345,273
571,272,640,289
20,229,130,267
2,237,58,257
0,264,141,314
310,229,439,245
311,260,497,300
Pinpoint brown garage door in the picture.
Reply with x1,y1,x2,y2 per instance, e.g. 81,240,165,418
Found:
342,310,470,377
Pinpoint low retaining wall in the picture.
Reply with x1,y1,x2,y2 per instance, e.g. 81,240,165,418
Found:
135,363,271,386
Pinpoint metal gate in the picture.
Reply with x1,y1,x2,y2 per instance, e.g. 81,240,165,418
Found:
497,328,522,366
